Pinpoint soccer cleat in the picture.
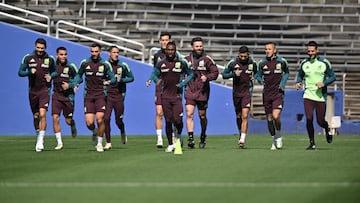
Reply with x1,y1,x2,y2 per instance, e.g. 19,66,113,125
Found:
165,144,175,153
306,143,316,150
121,133,127,144
199,141,206,149
35,143,44,152
103,143,112,150
326,129,333,143
71,124,77,138
270,143,277,150
54,144,63,150
187,137,195,149
238,139,245,149
275,137,283,149
96,143,104,152
156,138,163,148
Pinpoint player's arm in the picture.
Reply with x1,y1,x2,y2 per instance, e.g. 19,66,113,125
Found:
295,60,306,89
104,61,116,85
120,62,134,83
152,66,161,84
222,59,236,79
67,63,79,89
205,56,219,81
254,60,264,84
49,56,58,79
178,60,194,88
279,58,289,90
18,54,31,77
73,60,85,86
323,59,336,86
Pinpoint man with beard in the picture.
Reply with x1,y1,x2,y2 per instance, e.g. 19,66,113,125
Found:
184,37,219,149
51,46,78,150
295,41,336,150
18,38,57,152
255,42,289,150
151,41,193,153
222,46,257,149
76,43,116,152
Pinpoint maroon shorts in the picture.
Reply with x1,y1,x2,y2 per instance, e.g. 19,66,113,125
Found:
162,98,183,124
233,92,251,114
52,97,74,117
29,89,50,114
263,94,284,114
185,99,208,110
84,94,106,114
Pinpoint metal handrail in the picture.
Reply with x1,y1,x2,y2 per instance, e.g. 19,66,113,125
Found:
0,2,50,35
55,20,145,62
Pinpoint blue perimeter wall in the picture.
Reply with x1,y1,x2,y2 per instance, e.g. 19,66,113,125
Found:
1,22,359,136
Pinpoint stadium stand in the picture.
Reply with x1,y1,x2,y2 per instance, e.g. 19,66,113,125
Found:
1,0,359,120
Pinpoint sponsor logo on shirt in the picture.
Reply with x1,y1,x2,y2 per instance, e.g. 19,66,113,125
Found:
29,63,37,67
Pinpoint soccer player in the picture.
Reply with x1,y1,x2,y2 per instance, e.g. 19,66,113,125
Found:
151,41,193,152
184,37,219,149
146,32,173,148
255,42,289,150
295,41,336,150
76,43,116,152
51,46,78,150
222,46,257,149
103,46,134,150
18,38,57,152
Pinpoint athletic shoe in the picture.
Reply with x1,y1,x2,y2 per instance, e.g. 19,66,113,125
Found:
188,137,195,149
121,133,127,144
96,143,104,152
54,144,63,150
275,137,283,149
165,144,175,153
35,143,44,152
199,141,206,149
103,143,112,150
326,129,333,143
238,139,245,149
270,143,277,150
306,143,316,150
156,138,163,148
71,124,77,138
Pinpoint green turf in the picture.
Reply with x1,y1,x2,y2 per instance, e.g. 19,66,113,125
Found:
0,134,359,203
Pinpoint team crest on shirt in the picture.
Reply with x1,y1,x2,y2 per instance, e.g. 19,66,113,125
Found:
63,67,69,74
117,68,122,75
248,64,253,71
175,62,181,69
44,58,49,65
98,65,104,72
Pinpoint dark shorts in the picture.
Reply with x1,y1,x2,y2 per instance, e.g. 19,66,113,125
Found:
155,83,162,105
29,89,50,114
233,92,251,114
105,95,124,120
162,98,183,124
185,99,208,110
84,94,106,114
52,97,74,117
263,94,284,114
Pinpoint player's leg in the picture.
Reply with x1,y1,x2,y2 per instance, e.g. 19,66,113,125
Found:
315,101,332,143
114,98,126,144
163,100,175,152
85,97,98,144
198,101,208,149
304,99,316,149
155,104,164,147
239,107,250,148
272,108,283,149
64,99,77,138
104,98,113,149
36,91,50,152
94,96,106,152
173,99,184,150
185,103,195,148
52,98,63,150
264,98,276,150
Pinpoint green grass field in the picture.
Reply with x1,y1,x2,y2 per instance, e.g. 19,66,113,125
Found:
0,134,359,203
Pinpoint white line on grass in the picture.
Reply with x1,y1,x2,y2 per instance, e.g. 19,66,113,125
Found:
1,182,359,188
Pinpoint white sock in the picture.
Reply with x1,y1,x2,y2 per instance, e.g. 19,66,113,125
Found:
38,130,45,144
156,129,162,137
97,136,103,145
55,132,62,145
240,133,246,142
